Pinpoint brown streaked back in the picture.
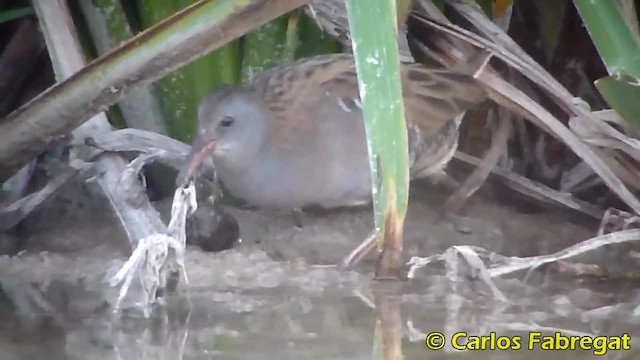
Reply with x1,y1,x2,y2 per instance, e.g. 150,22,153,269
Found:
248,53,486,139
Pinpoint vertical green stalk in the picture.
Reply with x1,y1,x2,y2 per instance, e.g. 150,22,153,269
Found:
240,14,289,81
137,0,194,142
346,0,409,278
79,0,167,133
295,12,340,58
282,10,300,62
206,42,242,86
175,0,241,101
89,0,131,43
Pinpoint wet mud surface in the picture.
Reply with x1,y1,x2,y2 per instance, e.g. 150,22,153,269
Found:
0,180,638,359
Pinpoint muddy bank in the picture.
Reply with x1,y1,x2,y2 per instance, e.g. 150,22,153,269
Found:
1,180,638,359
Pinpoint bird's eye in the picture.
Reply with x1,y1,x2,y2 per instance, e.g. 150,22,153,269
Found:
220,116,235,127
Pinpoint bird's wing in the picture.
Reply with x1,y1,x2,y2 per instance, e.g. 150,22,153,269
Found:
250,54,360,144
401,63,487,134
251,53,487,139
252,54,359,114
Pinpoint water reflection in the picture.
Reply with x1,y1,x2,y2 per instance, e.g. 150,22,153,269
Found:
1,261,639,360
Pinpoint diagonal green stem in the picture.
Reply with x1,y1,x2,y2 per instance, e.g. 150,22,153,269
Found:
574,0,640,77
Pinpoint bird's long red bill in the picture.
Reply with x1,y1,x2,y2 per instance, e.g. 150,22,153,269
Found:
177,137,216,187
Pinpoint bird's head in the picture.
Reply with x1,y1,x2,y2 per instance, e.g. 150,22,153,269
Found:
178,86,269,185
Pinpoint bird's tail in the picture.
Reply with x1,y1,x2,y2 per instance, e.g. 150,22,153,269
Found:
402,65,487,179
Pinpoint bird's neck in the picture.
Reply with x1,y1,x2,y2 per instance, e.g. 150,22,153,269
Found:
214,143,281,208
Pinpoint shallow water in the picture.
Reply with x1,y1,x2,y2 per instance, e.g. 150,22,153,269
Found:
1,182,639,359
